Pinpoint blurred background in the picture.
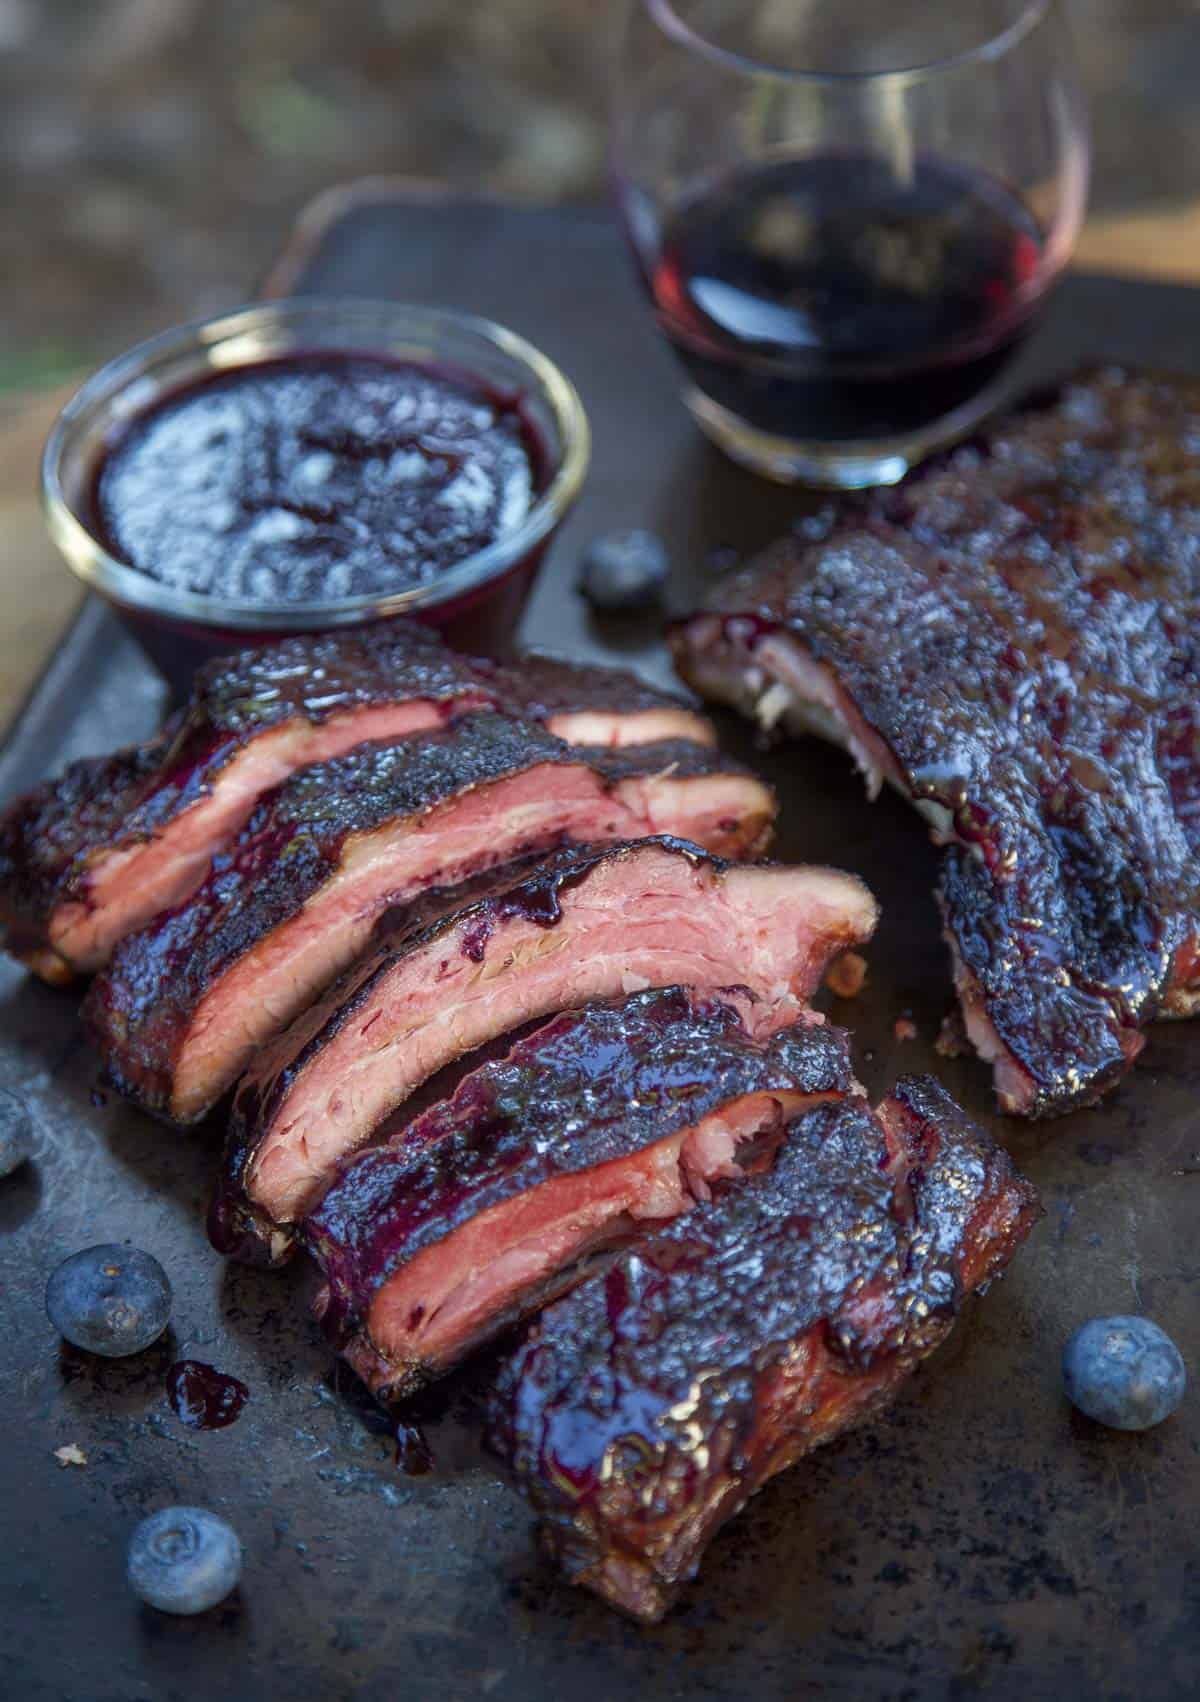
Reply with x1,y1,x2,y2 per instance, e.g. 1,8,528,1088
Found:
2,0,1200,387
0,0,1197,713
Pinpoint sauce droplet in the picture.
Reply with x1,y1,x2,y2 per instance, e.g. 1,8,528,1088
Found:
166,1360,249,1430
395,1421,434,1475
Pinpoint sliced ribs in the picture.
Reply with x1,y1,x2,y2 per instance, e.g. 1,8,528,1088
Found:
0,625,491,982
0,626,713,983
85,718,769,1126
215,837,878,1265
486,1075,1040,1622
673,368,1200,1116
305,986,855,1402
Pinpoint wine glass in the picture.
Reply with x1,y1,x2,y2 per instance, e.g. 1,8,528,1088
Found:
611,0,1090,487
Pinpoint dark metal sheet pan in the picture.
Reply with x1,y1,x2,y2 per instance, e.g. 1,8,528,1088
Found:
3,189,1198,1701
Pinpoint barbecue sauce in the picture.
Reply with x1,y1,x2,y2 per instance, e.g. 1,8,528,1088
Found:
91,354,543,604
167,1359,250,1430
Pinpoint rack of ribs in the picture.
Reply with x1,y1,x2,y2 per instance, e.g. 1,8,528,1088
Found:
672,368,1200,1116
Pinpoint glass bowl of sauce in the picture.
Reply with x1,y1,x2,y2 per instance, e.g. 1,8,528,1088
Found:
42,298,590,686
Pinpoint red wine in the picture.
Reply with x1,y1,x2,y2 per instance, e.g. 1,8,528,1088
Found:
643,153,1047,443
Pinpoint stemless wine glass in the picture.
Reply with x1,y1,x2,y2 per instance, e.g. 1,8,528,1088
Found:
611,0,1090,487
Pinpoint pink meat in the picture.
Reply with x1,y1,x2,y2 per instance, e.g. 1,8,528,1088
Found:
58,689,709,969
52,699,461,972
88,724,776,1126
334,1088,829,1401
177,767,766,1118
545,705,714,749
233,843,878,1238
482,651,717,751
680,619,911,811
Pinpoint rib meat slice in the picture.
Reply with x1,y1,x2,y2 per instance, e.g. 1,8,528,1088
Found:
672,368,1200,1116
0,626,713,983
305,987,855,1402
483,652,715,749
485,1075,1040,1622
85,718,770,1125
215,837,878,1265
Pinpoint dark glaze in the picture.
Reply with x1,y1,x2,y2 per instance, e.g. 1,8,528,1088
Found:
304,988,854,1354
92,354,540,603
166,1359,249,1430
456,864,574,962
84,721,747,1118
485,1076,1040,1621
212,837,732,1262
674,367,1200,1115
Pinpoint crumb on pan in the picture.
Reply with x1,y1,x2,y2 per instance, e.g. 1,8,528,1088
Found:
825,951,868,999
54,1444,87,1468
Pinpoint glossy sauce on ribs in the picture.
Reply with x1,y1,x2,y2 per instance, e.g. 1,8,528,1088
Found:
215,838,877,1265
306,987,855,1402
486,1076,1040,1622
673,368,1200,1116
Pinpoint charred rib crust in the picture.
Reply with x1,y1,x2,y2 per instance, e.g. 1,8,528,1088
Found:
881,1075,1043,1290
672,367,1200,1116
304,989,854,1389
483,652,712,733
485,1077,1040,1621
0,735,174,977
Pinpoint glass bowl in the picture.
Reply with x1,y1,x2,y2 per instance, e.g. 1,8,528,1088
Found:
41,298,591,688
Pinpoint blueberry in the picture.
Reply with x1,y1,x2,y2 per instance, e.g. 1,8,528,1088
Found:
0,1087,35,1176
579,529,669,612
127,1506,242,1615
46,1243,171,1358
1063,1315,1186,1431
